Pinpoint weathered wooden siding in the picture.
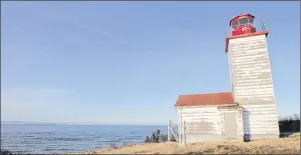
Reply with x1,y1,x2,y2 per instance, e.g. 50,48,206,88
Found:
228,34,275,103
228,34,279,139
177,106,243,144
177,107,223,144
242,104,279,139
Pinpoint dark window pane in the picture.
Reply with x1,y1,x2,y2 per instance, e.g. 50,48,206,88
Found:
239,18,249,26
249,18,254,24
232,20,239,29
249,18,254,26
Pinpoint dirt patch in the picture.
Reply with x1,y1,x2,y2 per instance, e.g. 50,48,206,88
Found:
72,133,300,154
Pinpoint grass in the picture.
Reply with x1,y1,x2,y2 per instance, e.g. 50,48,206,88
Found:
184,133,300,155
186,144,299,154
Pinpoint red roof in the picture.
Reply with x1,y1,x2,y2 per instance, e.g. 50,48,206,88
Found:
229,14,255,26
175,92,235,107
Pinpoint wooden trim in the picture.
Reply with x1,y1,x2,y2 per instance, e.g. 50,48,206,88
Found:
218,105,243,110
175,103,237,109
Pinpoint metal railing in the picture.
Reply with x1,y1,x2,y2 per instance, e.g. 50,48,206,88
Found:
168,120,179,142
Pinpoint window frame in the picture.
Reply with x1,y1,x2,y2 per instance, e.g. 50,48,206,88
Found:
249,17,255,27
238,17,249,27
231,20,239,29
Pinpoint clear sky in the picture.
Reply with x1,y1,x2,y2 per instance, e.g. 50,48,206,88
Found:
2,2,300,125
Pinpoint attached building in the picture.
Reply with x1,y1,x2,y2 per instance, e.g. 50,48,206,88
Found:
175,92,244,144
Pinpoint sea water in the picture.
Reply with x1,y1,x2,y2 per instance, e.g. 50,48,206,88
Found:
1,123,174,154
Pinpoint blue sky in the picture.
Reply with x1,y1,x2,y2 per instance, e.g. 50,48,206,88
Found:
1,2,300,125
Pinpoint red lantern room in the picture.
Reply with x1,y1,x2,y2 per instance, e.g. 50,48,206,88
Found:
225,14,269,52
230,14,256,36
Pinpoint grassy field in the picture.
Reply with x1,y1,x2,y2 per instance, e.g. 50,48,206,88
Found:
74,133,300,154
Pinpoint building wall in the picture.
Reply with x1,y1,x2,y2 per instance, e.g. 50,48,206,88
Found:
177,106,243,144
228,34,280,139
242,104,279,139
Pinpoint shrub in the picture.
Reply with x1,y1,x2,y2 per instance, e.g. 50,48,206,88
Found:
159,134,168,142
279,114,300,133
144,129,168,143
1,149,13,155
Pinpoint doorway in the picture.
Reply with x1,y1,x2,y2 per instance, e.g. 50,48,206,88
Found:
224,112,238,139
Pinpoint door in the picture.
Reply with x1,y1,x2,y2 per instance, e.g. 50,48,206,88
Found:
224,112,238,139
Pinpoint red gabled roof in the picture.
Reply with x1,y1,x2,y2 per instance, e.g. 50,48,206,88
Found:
175,92,235,107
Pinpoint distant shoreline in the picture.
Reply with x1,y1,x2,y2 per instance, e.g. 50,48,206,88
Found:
1,121,170,126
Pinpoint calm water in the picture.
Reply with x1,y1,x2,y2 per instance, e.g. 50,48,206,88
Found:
1,123,172,154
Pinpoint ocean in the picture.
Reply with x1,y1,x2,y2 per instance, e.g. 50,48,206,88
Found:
1,123,173,154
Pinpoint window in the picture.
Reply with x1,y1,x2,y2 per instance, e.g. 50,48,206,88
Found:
249,18,254,24
249,18,254,26
239,18,249,26
232,20,239,29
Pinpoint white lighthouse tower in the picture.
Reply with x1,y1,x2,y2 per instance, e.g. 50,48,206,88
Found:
225,14,280,140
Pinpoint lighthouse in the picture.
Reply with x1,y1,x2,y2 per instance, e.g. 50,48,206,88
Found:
173,13,279,145
225,14,280,140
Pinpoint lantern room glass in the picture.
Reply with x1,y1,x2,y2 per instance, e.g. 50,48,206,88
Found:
231,20,239,29
249,18,255,27
231,17,255,29
239,18,249,27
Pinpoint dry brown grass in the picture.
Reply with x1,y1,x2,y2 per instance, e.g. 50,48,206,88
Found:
71,133,300,154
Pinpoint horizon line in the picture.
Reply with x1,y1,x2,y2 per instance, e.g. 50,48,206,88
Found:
1,120,176,126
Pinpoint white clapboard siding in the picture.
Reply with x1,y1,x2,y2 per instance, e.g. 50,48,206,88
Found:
228,34,275,104
228,34,279,138
242,105,279,136
178,107,221,135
